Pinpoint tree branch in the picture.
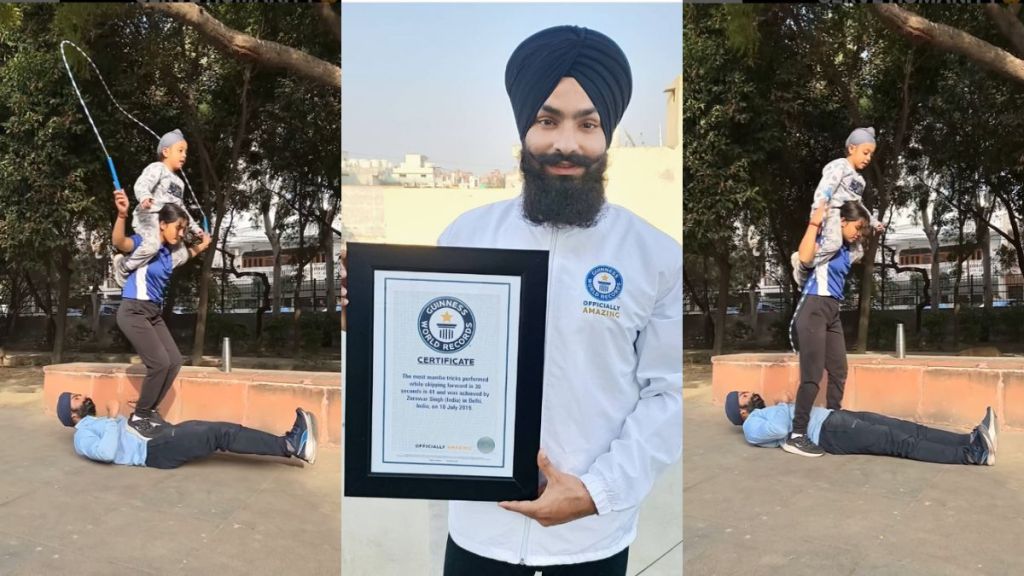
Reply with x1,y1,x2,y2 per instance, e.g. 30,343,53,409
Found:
871,4,1024,85
141,2,341,90
984,4,1024,59
917,175,1018,248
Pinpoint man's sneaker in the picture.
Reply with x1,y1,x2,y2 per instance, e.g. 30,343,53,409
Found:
974,423,996,466
126,412,163,438
111,253,128,288
980,406,997,454
286,408,317,465
782,434,825,457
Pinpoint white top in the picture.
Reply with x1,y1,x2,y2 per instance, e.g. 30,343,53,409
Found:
438,196,683,566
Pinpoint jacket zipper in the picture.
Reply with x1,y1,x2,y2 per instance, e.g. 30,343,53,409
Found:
520,227,559,565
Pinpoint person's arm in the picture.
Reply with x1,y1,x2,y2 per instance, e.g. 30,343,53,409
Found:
798,200,828,267
73,418,121,463
859,195,884,232
173,232,212,268
742,406,791,447
111,190,136,253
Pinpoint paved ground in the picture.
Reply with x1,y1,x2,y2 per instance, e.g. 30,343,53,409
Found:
0,368,341,576
342,443,682,575
684,365,1024,576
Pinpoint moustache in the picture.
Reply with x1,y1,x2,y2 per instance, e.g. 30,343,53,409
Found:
529,152,600,171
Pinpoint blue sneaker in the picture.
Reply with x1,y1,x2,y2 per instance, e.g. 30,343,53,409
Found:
286,408,317,465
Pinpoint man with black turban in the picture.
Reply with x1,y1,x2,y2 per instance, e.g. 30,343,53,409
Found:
436,26,682,575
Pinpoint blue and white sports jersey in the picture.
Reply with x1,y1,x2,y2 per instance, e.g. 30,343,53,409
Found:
122,234,187,305
803,242,852,301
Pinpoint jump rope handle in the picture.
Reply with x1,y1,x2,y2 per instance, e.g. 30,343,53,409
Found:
106,156,122,191
202,216,209,234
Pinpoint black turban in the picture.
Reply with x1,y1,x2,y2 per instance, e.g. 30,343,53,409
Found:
505,25,632,146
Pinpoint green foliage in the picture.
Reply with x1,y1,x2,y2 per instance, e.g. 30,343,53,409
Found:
728,320,752,345
298,312,335,354
956,308,986,345
866,312,900,350
993,306,1024,343
921,313,946,348
0,4,339,354
205,313,250,347
263,315,291,350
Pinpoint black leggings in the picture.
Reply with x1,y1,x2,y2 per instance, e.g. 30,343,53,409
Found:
116,299,181,414
792,295,847,435
443,536,628,576
145,421,291,469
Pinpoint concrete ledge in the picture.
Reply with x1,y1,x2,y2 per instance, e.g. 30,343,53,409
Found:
43,363,342,445
711,353,1024,430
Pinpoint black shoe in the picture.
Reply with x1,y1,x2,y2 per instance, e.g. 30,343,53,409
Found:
980,407,997,454
782,434,825,457
127,413,163,438
144,410,169,426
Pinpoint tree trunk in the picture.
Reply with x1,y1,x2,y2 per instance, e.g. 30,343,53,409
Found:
980,216,993,311
713,251,731,356
856,242,876,352
324,225,337,343
262,205,284,316
52,248,72,364
747,282,758,339
855,51,913,352
188,65,253,364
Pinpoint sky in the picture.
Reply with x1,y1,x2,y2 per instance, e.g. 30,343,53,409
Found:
341,3,682,174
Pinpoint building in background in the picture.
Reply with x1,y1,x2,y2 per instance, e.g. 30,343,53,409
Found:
393,154,439,187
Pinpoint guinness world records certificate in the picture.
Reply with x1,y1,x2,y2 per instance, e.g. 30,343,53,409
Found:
371,271,520,477
344,243,547,501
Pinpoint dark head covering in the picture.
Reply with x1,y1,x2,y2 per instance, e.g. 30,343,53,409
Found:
505,25,632,146
724,391,743,426
57,392,75,427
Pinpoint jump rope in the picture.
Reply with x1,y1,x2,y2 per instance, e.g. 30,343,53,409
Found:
59,40,210,234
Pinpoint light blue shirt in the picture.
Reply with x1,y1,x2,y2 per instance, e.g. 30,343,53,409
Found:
73,416,148,466
742,404,834,447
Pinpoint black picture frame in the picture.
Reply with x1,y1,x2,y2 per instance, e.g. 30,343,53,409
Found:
344,242,548,501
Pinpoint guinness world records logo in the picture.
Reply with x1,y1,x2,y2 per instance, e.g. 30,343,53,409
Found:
586,265,623,301
418,297,476,353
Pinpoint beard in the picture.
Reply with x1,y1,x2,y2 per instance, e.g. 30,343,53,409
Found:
749,393,765,411
76,397,96,419
520,148,608,228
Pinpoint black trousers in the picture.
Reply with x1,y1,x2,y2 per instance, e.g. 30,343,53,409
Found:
145,421,291,469
443,536,628,576
792,295,847,435
818,410,974,464
116,299,181,414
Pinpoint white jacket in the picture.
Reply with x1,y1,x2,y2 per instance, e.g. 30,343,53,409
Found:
438,197,682,566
